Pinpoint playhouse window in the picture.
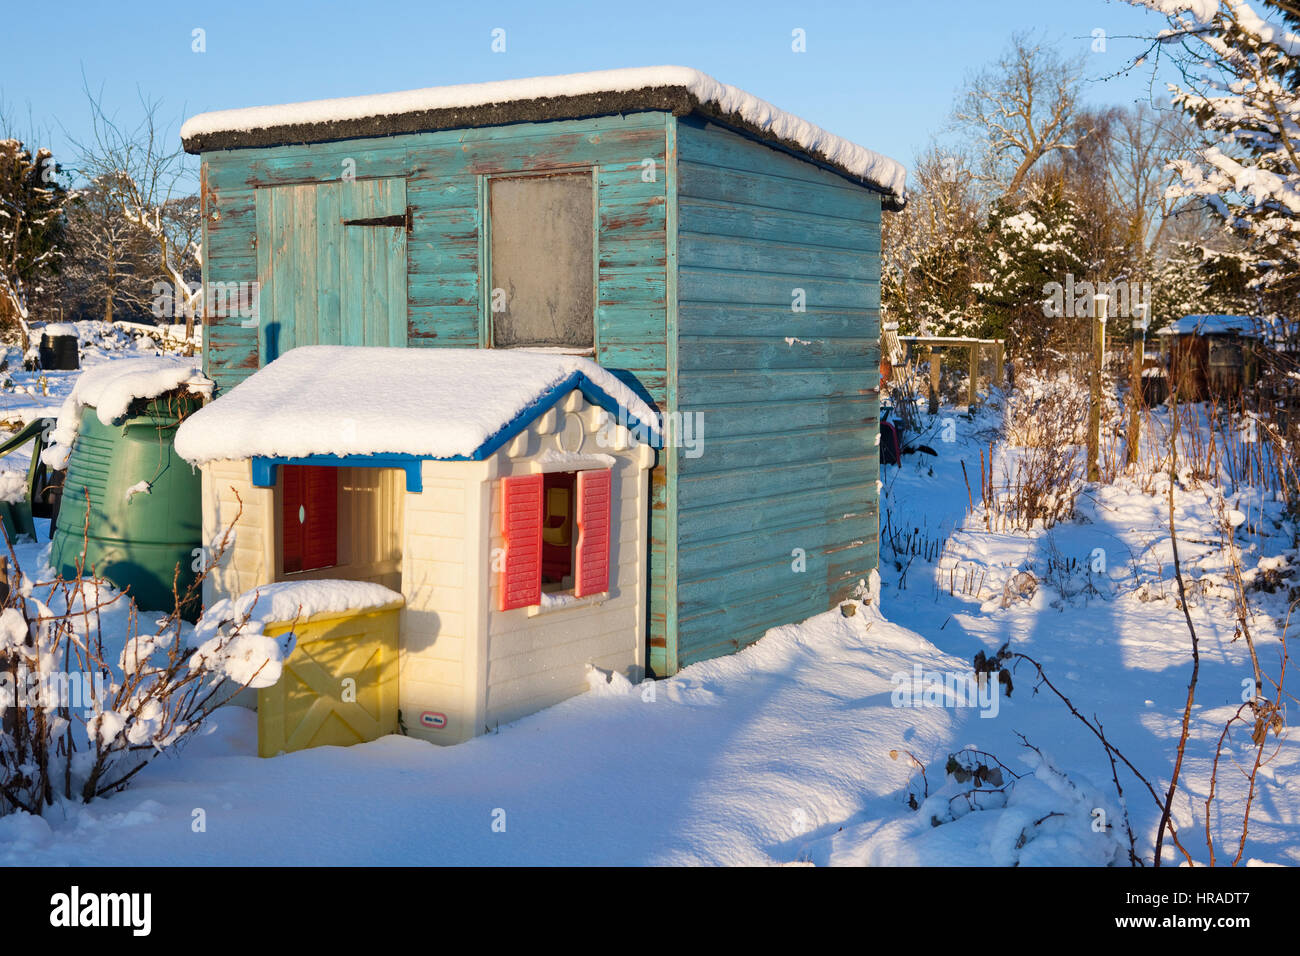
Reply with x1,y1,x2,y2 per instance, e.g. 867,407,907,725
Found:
541,471,577,589
488,171,594,350
499,468,612,611
276,465,404,592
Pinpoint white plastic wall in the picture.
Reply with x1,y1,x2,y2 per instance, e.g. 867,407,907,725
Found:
480,391,652,730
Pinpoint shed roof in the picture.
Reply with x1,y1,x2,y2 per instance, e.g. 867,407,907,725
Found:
1155,314,1262,337
180,66,906,207
173,345,658,466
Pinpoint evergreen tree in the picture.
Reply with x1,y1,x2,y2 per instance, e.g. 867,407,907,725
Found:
980,175,1088,360
0,139,71,334
882,151,986,337
1132,0,1300,304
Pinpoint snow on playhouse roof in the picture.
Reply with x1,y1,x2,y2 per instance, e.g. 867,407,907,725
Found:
180,66,907,207
1155,314,1262,337
173,345,659,466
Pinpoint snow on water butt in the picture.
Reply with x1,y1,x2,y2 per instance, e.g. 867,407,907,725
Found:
40,356,212,470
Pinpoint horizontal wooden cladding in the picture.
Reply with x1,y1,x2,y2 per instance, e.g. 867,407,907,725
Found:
678,480,877,546
681,433,875,482
678,197,879,253
675,394,877,440
678,454,878,512
677,335,877,371
677,159,879,223
598,267,667,306
408,239,478,275
677,367,879,406
595,347,668,390
408,123,667,179
597,304,665,343
405,177,478,212
206,187,256,264
407,202,479,232
206,258,256,289
676,303,878,340
674,544,876,667
679,233,875,281
678,266,879,308
599,195,667,236
205,325,260,377
677,116,885,212
407,271,477,306
407,306,479,344
599,237,667,270
596,173,667,207
676,518,876,597
665,116,885,673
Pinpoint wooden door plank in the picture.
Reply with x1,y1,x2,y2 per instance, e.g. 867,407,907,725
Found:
315,182,342,345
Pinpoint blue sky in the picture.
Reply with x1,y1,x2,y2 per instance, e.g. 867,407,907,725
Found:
3,0,1181,184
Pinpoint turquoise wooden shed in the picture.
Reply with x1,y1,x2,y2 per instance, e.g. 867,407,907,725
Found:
181,66,905,677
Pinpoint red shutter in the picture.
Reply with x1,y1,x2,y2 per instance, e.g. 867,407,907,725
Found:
574,469,612,597
281,465,338,574
500,474,544,610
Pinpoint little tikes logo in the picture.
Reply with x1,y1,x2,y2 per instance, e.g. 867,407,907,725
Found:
49,886,151,937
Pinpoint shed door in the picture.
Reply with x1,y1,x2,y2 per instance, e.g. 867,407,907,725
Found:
255,178,408,363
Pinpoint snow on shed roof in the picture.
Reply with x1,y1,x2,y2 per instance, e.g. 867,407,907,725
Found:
180,66,907,207
1155,314,1262,337
173,346,659,466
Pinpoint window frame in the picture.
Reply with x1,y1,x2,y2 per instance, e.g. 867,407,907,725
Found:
480,166,600,355
499,466,613,612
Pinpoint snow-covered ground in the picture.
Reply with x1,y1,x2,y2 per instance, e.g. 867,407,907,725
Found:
1,344,1296,866
0,321,198,432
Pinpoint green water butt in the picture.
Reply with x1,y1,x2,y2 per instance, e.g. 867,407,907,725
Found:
51,395,203,620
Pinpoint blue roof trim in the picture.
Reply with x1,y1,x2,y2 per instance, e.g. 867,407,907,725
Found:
452,370,660,462
252,454,425,492
248,372,658,487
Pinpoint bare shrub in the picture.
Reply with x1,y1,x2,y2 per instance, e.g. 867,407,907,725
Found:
0,495,287,815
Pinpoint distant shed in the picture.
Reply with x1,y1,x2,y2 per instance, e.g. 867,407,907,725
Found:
1156,314,1262,401
182,66,905,677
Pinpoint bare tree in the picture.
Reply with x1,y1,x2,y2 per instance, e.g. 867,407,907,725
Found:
60,172,159,323
1104,104,1197,268
954,34,1089,199
71,83,202,340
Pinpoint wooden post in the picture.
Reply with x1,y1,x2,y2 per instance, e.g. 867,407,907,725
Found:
1126,304,1148,466
928,348,940,415
967,341,979,410
994,340,1005,386
1087,295,1107,482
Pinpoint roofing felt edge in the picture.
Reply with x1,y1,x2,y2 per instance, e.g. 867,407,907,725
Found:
181,85,906,209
